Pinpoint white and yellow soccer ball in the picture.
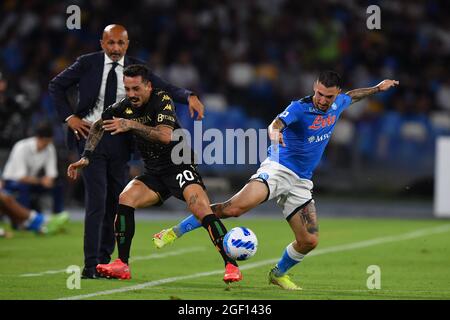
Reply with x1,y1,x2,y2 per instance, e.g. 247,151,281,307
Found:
223,227,258,261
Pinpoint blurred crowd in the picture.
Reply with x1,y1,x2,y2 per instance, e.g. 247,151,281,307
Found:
0,0,449,192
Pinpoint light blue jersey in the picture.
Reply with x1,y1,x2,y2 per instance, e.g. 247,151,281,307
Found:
268,94,352,179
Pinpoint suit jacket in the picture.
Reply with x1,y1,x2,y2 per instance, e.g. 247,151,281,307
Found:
49,51,192,149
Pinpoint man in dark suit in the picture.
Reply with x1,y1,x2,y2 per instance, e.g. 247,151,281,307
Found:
49,24,204,278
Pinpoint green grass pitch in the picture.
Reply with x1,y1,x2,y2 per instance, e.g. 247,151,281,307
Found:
1,217,450,300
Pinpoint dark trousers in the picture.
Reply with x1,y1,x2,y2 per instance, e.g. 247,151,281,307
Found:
78,133,131,268
3,180,65,214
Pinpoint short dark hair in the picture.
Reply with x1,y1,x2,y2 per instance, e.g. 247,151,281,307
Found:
35,122,54,138
317,70,342,88
123,64,150,82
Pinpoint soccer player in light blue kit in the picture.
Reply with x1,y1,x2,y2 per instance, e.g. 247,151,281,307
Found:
153,71,399,290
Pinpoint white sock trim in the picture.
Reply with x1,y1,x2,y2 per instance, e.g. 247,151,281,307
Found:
286,243,305,262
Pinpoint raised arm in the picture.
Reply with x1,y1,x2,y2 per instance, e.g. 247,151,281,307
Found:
346,79,399,104
148,73,204,120
102,117,172,144
67,119,105,179
268,117,286,147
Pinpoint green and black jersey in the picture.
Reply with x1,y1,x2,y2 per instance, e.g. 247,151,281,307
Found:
102,89,194,173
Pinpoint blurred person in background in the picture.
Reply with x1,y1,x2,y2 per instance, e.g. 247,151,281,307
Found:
0,72,31,148
1,122,66,217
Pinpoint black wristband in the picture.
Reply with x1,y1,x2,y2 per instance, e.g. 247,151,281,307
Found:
81,150,92,160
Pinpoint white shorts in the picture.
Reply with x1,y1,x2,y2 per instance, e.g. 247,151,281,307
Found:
250,159,314,220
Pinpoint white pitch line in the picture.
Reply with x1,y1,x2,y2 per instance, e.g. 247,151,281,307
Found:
19,247,205,277
20,269,68,277
58,224,450,300
130,247,205,262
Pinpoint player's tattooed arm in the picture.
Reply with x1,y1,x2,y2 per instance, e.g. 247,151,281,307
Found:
268,117,286,147
127,120,172,144
102,117,173,144
67,119,104,179
346,86,380,104
346,79,399,104
84,119,105,153
211,200,233,219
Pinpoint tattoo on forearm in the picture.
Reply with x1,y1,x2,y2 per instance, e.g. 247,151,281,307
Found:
210,203,219,213
128,121,166,142
84,119,104,152
346,86,380,103
119,118,128,131
133,127,160,141
299,202,319,235
211,200,232,218
222,200,232,209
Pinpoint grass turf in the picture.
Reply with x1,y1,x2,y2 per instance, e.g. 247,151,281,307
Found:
1,217,449,300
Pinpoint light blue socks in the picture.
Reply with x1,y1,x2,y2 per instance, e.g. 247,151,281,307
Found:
173,214,202,237
272,243,305,276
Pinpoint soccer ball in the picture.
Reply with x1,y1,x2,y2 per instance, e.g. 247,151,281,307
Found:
223,227,258,261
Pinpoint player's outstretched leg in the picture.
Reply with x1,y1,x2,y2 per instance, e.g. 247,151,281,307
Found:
201,213,242,283
152,180,267,249
268,201,319,290
183,183,243,283
153,214,201,249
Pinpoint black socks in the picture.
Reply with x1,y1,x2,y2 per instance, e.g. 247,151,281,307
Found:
201,214,238,267
114,204,135,264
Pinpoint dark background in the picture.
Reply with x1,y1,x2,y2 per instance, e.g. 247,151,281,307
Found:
1,0,449,210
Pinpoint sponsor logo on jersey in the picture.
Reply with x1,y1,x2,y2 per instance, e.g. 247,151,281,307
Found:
308,132,332,143
162,95,171,101
132,115,152,124
157,114,175,123
163,104,172,111
125,108,133,115
331,102,337,110
308,115,336,130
